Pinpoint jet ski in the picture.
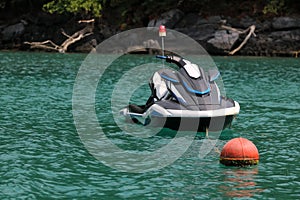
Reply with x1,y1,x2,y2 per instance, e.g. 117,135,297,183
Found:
120,55,240,132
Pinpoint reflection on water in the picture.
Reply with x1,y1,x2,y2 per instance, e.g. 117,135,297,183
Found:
221,167,264,198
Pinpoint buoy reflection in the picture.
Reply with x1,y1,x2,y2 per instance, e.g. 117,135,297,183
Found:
220,168,264,198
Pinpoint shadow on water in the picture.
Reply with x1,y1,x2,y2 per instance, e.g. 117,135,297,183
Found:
155,127,238,140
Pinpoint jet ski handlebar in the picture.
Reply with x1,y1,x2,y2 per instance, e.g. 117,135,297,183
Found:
156,55,186,68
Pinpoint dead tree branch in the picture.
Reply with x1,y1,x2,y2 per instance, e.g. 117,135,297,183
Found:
61,29,72,39
78,19,95,23
291,50,300,58
24,19,94,53
221,25,245,34
221,25,256,55
24,40,60,50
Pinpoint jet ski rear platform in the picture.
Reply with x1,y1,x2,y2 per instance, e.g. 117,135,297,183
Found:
120,55,240,132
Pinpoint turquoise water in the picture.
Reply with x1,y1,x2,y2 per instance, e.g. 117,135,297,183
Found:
0,52,299,199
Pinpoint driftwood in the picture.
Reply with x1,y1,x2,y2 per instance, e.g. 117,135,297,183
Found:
291,50,300,58
221,24,256,55
25,19,94,53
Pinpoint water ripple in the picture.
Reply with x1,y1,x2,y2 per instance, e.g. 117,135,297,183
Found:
0,53,299,199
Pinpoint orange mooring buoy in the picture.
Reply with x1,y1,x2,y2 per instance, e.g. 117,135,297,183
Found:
220,137,259,167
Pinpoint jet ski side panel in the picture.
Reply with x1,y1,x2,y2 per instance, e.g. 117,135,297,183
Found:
120,100,239,130
149,115,235,132
146,101,239,131
152,101,240,118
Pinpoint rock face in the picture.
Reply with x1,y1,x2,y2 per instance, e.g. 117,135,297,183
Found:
272,17,300,30
148,9,184,28
146,10,300,56
0,9,299,56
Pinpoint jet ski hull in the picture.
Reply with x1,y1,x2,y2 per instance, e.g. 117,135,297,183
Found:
120,101,240,132
149,115,235,132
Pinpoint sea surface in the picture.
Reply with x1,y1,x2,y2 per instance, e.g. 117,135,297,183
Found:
0,52,299,199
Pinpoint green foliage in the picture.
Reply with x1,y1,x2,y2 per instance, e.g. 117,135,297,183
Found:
263,0,285,15
43,0,102,17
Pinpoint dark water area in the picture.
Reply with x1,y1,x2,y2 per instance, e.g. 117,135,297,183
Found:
0,52,299,199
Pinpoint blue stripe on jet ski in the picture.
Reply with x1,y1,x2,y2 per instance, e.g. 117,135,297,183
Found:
161,74,179,83
183,81,210,95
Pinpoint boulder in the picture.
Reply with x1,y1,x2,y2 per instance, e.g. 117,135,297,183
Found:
272,17,300,30
126,39,161,54
225,16,256,29
239,16,256,28
74,39,97,53
1,22,25,41
207,16,222,24
207,30,239,50
176,24,216,41
148,9,184,28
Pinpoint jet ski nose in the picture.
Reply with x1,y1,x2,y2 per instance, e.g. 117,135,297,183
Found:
119,108,128,115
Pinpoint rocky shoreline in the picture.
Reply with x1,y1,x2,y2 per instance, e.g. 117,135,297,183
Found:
1,9,300,57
